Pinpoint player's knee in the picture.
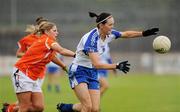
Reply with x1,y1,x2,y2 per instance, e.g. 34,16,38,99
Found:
19,104,32,112
91,106,99,112
104,83,109,90
82,102,92,111
19,107,29,112
102,83,109,90
33,103,44,112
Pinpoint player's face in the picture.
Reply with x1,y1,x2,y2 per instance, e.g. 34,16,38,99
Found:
100,17,114,35
49,26,59,38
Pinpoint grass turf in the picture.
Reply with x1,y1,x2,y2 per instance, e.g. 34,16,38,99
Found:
0,74,180,112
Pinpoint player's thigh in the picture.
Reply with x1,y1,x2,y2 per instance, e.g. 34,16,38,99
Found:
89,89,100,111
73,83,91,105
16,92,32,106
31,92,44,107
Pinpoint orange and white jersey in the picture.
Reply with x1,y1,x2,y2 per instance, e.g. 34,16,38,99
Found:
17,34,39,52
15,34,57,80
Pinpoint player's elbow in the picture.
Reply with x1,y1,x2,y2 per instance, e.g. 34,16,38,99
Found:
122,31,132,38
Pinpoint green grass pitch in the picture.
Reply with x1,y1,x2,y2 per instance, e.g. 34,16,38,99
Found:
0,73,180,112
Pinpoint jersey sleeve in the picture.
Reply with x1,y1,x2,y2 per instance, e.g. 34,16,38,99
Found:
45,38,56,49
18,39,27,52
106,29,122,43
111,29,122,39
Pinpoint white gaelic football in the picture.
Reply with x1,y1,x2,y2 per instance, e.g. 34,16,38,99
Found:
153,36,171,54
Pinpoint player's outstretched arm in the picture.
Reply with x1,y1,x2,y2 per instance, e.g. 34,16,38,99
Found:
51,42,75,57
121,28,159,38
121,31,142,38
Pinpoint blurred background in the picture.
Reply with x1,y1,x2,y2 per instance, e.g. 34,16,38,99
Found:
0,0,180,75
0,0,180,111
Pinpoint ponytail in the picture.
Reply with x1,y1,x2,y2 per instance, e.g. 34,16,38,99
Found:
89,12,98,18
25,24,38,34
35,17,48,25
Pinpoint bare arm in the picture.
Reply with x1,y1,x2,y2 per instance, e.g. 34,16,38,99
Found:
51,55,66,68
89,52,130,74
89,52,116,70
120,28,159,38
121,31,143,38
51,43,75,57
51,55,68,73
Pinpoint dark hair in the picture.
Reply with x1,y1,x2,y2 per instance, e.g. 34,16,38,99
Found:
35,17,48,25
89,12,111,24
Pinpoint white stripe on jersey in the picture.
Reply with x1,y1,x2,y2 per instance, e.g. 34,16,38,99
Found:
45,38,50,49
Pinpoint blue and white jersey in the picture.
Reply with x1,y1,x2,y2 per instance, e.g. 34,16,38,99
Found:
73,28,121,68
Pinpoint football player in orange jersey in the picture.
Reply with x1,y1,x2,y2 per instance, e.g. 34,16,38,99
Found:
10,22,75,112
1,17,49,112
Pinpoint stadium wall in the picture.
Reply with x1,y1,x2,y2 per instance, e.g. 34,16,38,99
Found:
0,53,179,76
0,0,179,55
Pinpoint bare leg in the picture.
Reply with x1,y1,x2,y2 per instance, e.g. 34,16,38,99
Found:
73,83,92,112
31,92,44,112
89,90,100,112
16,92,32,112
99,77,109,97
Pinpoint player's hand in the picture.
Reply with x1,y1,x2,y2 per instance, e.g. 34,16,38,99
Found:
116,61,130,74
62,66,68,74
142,28,159,37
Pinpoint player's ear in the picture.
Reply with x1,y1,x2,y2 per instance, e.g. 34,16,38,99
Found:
44,30,50,36
99,23,104,29
44,30,48,34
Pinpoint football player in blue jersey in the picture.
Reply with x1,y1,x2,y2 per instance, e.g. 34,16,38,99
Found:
57,12,159,112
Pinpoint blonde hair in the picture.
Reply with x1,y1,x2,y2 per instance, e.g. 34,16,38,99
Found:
25,24,38,34
38,22,56,34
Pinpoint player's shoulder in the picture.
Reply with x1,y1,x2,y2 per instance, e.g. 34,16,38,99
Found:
111,29,120,34
110,29,121,39
89,28,98,35
39,34,56,46
84,28,99,40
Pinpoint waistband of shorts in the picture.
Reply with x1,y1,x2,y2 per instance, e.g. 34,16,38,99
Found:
72,63,96,70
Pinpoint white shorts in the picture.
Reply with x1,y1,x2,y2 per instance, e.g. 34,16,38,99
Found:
11,67,44,93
